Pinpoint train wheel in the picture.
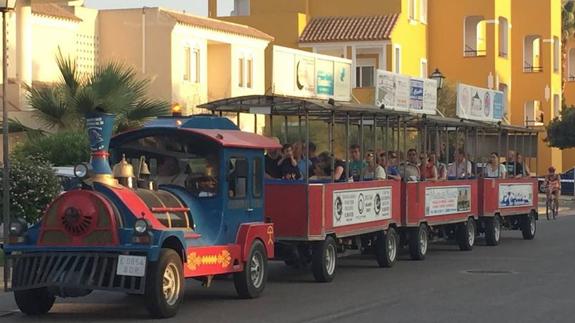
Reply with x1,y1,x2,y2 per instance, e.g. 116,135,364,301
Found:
521,212,537,240
234,239,268,298
375,228,398,268
485,216,501,246
409,224,428,261
456,218,475,251
14,288,55,315
312,236,337,282
144,248,184,319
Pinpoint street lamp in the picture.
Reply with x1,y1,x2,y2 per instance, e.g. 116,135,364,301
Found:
430,68,445,90
1,0,16,250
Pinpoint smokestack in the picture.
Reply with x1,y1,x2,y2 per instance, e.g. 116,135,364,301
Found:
86,112,114,176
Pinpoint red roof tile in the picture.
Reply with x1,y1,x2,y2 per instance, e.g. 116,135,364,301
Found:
299,14,399,43
162,10,274,42
31,4,82,22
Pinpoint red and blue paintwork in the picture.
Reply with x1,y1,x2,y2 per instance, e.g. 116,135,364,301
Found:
478,177,538,218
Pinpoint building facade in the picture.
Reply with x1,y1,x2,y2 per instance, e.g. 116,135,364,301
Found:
210,0,566,173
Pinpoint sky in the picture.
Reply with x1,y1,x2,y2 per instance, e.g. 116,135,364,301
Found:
84,0,234,16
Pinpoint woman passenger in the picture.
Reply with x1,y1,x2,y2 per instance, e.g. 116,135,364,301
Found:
363,151,386,180
422,152,439,181
484,152,507,179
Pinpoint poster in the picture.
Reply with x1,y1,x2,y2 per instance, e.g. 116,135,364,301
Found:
334,62,351,101
409,78,424,111
457,83,505,122
499,183,533,208
272,46,351,102
425,186,471,216
316,59,334,97
333,187,392,227
375,70,436,114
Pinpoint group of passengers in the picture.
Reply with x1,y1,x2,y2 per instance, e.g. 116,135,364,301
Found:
264,139,532,182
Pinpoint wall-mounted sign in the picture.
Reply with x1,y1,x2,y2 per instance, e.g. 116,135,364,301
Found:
375,70,437,115
273,46,352,102
457,83,506,122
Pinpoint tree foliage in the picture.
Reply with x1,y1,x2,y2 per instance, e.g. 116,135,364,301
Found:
23,50,171,134
546,107,575,149
12,131,90,166
0,155,60,224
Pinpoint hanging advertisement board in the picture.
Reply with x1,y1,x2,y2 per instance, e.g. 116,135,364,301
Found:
457,83,505,122
375,70,437,114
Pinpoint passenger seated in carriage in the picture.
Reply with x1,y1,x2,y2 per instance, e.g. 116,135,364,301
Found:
484,152,507,179
349,144,366,182
277,144,301,180
362,150,386,180
264,137,282,179
386,151,402,181
310,152,347,182
447,148,473,179
421,152,439,181
399,148,421,182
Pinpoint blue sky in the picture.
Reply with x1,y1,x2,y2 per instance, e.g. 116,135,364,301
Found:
84,0,234,16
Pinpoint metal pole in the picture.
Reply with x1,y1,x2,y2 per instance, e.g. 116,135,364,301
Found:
359,115,364,181
236,112,240,128
330,112,335,182
283,115,288,144
2,10,10,287
253,113,257,134
345,113,350,180
269,114,274,137
305,110,310,182
373,114,377,155
384,117,389,153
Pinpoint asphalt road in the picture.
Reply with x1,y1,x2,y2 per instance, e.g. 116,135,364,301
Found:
0,201,574,323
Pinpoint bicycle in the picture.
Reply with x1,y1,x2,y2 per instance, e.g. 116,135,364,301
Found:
545,189,559,220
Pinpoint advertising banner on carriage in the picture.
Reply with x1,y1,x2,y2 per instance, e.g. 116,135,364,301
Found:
457,83,505,122
272,46,352,102
333,187,392,227
425,186,471,216
375,70,437,114
499,183,533,208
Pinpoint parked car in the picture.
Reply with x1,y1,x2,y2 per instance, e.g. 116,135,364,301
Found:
538,167,575,195
53,166,80,192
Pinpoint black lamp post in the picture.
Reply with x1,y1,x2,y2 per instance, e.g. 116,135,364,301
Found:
1,0,16,251
430,68,445,90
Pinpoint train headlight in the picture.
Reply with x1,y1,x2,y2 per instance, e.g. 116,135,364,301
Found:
134,219,150,235
9,218,27,236
73,163,89,179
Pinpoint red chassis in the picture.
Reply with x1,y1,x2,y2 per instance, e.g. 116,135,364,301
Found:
479,178,538,217
265,180,401,241
402,179,479,227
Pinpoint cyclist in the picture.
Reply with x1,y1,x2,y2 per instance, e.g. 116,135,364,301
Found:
544,166,561,217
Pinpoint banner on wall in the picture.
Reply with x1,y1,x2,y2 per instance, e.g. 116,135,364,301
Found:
272,46,352,102
457,83,506,122
375,70,437,114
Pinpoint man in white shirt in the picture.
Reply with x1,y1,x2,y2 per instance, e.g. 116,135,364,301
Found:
447,148,473,179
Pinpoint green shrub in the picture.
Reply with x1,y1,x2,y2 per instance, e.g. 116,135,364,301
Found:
13,131,90,166
0,155,61,224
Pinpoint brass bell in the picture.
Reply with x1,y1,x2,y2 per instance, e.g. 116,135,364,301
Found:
138,156,151,177
113,154,135,179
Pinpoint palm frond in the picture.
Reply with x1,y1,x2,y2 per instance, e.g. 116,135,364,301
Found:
56,48,80,96
115,99,170,132
27,85,71,130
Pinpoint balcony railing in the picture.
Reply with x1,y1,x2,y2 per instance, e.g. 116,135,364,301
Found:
464,45,487,57
523,62,543,72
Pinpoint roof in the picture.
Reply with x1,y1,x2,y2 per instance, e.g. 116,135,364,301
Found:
161,9,274,42
32,4,82,22
299,14,399,43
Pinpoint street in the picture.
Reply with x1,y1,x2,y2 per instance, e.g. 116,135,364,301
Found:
0,199,574,323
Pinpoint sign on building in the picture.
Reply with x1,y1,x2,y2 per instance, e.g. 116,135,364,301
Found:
456,83,505,122
272,46,352,102
375,70,437,115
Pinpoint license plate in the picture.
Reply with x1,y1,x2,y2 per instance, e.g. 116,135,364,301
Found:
116,255,147,277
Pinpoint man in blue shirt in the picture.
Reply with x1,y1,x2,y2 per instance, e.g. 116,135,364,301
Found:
348,144,366,181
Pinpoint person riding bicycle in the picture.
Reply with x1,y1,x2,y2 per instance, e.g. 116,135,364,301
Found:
544,166,561,208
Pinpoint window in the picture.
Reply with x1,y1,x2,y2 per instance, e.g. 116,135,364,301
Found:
409,0,416,21
247,58,253,88
524,100,542,126
184,47,200,82
183,47,191,81
524,35,542,72
569,48,575,81
464,16,486,57
498,17,509,58
228,157,248,199
420,58,428,78
420,0,428,24
394,45,401,73
554,36,560,73
553,94,560,119
253,157,262,198
355,66,375,87
238,57,245,87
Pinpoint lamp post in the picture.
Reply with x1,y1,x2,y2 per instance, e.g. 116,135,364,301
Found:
430,68,445,90
1,0,16,250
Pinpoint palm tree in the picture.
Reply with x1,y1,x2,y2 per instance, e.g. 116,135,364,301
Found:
562,0,575,100
24,50,170,133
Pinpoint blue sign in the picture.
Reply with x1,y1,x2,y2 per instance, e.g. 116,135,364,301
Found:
409,79,424,110
316,60,334,96
493,92,504,120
